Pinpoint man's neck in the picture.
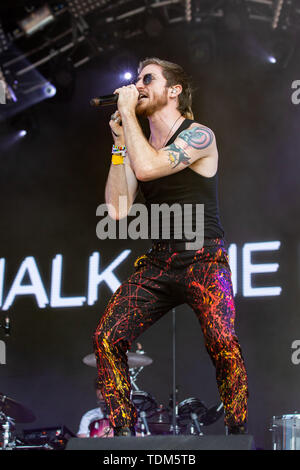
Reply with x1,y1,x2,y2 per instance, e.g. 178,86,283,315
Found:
148,109,185,149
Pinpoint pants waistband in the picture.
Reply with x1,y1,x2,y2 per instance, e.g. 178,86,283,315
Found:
150,238,225,252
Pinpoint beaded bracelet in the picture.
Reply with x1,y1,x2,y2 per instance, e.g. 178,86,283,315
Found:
112,145,127,157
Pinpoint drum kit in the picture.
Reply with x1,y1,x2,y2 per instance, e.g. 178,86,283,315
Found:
82,344,224,438
0,345,224,449
3,344,300,449
0,393,39,450
0,393,74,450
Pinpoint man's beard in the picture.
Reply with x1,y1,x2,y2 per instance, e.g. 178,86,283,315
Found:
136,88,168,117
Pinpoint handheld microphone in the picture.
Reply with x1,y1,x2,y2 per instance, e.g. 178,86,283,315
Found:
90,94,118,107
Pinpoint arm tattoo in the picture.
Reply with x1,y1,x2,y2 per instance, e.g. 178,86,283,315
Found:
164,126,214,169
178,126,214,150
165,143,191,168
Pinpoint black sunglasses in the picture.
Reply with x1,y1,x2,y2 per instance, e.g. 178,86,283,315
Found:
133,73,154,86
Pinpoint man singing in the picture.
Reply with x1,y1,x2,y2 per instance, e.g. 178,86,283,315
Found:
93,57,248,437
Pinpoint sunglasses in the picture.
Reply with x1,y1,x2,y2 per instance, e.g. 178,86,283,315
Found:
133,73,154,86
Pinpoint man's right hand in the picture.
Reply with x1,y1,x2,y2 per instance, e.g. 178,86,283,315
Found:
109,110,125,144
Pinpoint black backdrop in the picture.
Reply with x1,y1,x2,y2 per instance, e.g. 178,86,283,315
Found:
1,23,300,450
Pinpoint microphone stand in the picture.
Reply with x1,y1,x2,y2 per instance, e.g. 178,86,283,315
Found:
171,307,178,436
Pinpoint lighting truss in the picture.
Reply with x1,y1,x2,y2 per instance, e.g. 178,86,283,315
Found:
0,20,9,54
66,0,111,18
0,1,187,78
272,0,285,29
18,4,55,36
246,0,298,31
185,0,192,22
0,0,300,120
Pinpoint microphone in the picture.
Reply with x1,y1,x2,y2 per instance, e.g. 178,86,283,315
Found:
90,94,118,107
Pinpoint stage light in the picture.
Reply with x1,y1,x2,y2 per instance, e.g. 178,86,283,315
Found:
0,128,29,151
268,33,295,69
109,51,138,85
123,72,132,81
9,112,38,142
18,4,55,36
44,83,57,98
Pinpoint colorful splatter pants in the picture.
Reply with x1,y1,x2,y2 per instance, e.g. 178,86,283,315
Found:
93,238,248,428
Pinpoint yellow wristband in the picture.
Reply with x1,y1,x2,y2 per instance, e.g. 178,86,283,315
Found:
112,154,125,165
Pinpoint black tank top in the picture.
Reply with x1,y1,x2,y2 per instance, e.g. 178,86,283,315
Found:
138,118,225,241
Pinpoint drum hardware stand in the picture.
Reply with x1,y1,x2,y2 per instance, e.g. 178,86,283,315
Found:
0,413,15,450
170,309,206,437
190,412,204,436
129,367,144,391
171,308,180,436
129,344,152,391
138,411,151,436
269,418,278,450
12,443,54,450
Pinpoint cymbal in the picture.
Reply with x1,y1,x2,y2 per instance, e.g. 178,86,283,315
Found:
83,352,153,369
82,353,97,367
0,393,36,423
127,352,153,368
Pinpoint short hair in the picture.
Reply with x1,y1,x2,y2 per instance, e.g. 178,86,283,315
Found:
138,57,194,119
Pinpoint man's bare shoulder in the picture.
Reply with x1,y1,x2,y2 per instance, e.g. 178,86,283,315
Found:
176,122,216,151
186,121,215,136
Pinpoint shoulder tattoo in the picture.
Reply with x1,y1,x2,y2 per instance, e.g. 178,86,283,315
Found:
163,126,214,169
178,125,214,150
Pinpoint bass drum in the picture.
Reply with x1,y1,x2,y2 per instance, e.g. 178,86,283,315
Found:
89,418,113,438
